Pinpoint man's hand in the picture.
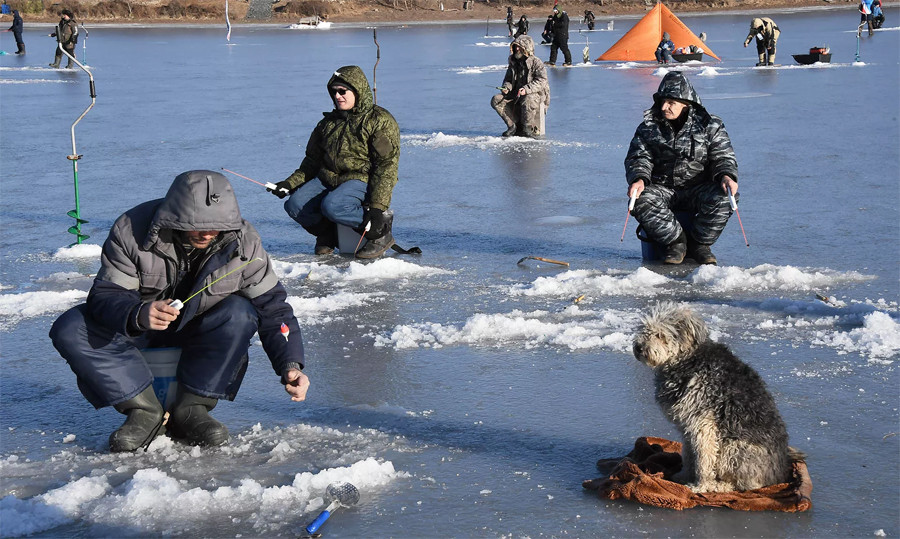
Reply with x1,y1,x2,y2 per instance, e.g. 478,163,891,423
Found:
518,88,527,96
743,42,748,47
720,175,738,195
283,369,310,402
627,179,645,199
268,180,293,199
138,300,180,331
501,87,509,95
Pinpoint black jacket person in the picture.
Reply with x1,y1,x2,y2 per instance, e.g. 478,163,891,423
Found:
50,171,309,452
548,6,572,66
624,72,739,265
270,66,401,259
7,10,24,54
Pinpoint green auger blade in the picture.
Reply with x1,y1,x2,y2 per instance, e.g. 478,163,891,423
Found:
67,210,90,224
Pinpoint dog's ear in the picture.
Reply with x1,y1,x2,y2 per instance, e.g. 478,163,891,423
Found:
677,308,709,348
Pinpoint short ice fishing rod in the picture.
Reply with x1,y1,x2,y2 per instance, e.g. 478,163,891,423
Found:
620,191,637,242
221,168,289,194
60,43,96,246
727,186,749,247
168,258,262,310
373,28,380,105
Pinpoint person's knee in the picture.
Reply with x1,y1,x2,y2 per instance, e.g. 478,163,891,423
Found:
284,194,319,227
49,305,88,354
491,94,504,109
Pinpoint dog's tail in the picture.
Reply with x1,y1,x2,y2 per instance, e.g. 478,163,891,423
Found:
788,446,807,463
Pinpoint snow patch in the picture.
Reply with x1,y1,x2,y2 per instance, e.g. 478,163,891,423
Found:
0,290,87,321
0,476,110,537
52,244,102,260
375,307,637,352
510,267,670,297
273,258,450,284
812,311,900,360
286,291,381,324
451,64,507,75
690,264,875,292
0,79,79,84
474,42,510,47
35,271,91,283
697,67,721,77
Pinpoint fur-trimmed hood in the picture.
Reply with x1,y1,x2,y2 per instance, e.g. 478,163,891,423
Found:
510,34,536,57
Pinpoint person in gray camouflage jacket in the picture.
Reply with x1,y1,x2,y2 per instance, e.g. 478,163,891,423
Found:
491,34,550,138
625,71,739,265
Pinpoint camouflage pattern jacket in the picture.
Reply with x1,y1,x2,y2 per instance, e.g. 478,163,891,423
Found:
500,35,550,107
625,72,738,190
284,65,400,211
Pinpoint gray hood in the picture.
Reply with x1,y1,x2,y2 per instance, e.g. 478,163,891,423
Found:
143,170,243,249
651,71,709,123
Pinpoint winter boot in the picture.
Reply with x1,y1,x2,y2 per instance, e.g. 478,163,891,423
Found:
688,238,717,265
314,222,338,255
49,62,60,68
502,125,518,137
109,386,166,452
356,212,395,259
662,231,687,265
168,388,229,447
766,54,776,66
15,44,24,54
756,53,767,66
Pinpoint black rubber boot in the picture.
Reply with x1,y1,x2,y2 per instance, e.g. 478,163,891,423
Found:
356,212,395,259
168,388,229,447
49,62,60,68
501,125,518,137
109,386,165,452
663,231,687,265
688,238,717,265
304,219,338,255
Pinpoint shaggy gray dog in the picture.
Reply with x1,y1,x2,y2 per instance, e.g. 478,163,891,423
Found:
633,302,791,493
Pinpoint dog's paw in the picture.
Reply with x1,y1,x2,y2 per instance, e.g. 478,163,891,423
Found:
688,481,733,493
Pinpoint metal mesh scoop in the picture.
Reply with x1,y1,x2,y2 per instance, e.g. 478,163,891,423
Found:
325,482,360,507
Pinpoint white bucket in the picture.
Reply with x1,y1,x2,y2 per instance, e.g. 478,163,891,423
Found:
337,224,367,255
141,347,181,412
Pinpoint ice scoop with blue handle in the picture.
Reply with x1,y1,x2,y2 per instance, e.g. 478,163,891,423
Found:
305,482,360,535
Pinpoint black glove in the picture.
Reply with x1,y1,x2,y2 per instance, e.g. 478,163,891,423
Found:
365,208,387,239
268,180,293,199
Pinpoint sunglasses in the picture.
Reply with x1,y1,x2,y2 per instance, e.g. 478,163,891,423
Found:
331,87,350,96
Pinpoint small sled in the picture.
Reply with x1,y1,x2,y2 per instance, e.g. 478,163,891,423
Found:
793,46,831,65
672,53,703,62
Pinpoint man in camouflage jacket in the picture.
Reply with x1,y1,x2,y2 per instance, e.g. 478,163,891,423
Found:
625,71,739,265
48,9,77,69
270,66,401,259
491,35,550,138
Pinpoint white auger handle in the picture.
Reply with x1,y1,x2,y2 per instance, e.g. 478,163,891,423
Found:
628,192,637,212
265,182,290,194
727,186,738,211
169,299,184,311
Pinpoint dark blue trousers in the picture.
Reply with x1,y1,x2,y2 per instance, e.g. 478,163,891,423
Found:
49,295,259,409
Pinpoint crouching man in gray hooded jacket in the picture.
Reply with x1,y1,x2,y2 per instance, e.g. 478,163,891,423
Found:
625,72,739,265
50,171,310,452
491,34,550,138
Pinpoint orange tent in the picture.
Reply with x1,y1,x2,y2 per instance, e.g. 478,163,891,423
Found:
597,3,719,62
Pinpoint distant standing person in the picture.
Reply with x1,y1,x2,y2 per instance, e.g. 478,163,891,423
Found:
48,9,77,68
507,7,515,37
743,17,779,66
583,10,595,31
547,6,572,67
859,0,875,36
491,35,550,138
514,14,529,37
5,9,24,54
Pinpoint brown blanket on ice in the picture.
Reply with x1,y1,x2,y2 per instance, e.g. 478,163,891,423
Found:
582,437,812,512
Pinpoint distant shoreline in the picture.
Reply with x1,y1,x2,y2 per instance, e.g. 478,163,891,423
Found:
4,0,894,27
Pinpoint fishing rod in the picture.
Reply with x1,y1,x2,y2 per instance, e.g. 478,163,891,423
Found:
727,185,749,247
485,17,489,37
60,43,96,245
220,167,289,194
620,191,637,242
373,28,380,105
168,257,263,310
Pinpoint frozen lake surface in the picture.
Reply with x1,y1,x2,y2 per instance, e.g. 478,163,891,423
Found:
1,8,899,538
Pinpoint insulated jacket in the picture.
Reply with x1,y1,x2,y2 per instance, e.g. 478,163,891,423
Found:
284,65,401,212
625,72,738,189
88,170,304,375
500,35,550,107
552,10,569,41
8,11,22,35
52,17,77,47
743,17,779,48
515,16,529,37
